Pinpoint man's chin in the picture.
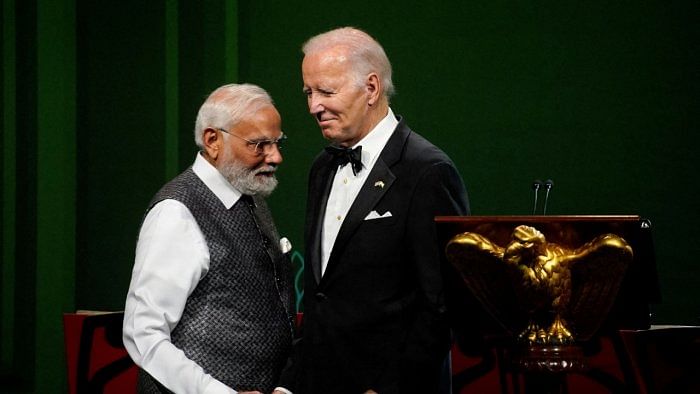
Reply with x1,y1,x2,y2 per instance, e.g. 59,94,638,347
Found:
321,127,340,142
252,177,278,197
228,175,277,198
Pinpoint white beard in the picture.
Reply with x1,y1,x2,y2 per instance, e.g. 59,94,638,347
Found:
218,150,278,197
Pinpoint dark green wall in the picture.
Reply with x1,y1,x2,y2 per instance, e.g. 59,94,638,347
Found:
240,0,699,323
1,0,698,392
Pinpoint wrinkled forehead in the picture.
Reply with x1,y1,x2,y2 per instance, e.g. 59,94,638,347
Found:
303,48,356,85
304,44,356,68
233,105,282,138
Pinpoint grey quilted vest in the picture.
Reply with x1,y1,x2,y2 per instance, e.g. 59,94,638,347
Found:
137,167,294,393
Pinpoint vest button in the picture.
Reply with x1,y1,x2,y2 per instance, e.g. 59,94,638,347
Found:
315,292,328,301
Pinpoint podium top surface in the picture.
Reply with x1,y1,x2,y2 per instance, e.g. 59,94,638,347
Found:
435,215,645,248
436,215,641,223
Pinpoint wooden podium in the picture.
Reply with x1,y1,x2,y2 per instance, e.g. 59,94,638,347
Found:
436,215,673,393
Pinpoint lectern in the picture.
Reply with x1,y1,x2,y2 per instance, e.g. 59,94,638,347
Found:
436,215,660,393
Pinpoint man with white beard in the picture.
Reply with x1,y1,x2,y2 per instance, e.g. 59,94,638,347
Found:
123,84,295,394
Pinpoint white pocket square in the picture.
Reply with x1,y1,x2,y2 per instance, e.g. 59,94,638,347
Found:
279,237,292,254
364,210,393,220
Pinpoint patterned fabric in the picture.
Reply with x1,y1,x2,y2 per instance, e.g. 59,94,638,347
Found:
137,168,294,393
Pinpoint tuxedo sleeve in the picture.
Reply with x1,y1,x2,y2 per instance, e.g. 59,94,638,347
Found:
399,160,469,391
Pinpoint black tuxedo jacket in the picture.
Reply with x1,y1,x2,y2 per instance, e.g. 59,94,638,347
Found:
288,117,469,393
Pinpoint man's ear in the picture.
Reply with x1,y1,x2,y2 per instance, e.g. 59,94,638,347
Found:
202,127,222,160
366,73,382,106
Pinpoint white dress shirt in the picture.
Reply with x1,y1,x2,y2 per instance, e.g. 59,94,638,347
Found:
123,153,244,394
321,108,399,275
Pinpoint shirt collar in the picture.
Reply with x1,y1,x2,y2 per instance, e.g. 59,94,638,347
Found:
192,152,242,209
351,107,398,170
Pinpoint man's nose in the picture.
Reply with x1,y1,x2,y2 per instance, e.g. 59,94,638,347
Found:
264,143,283,165
308,94,324,114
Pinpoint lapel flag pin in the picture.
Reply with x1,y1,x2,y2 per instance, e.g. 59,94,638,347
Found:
374,180,385,188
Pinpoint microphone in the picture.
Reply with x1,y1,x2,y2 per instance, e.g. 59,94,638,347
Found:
542,179,554,215
532,180,543,215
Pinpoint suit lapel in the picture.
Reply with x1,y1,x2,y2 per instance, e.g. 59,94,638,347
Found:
307,154,336,284
322,118,410,281
322,159,395,280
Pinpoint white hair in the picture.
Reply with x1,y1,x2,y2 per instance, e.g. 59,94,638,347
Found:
194,83,274,148
302,27,395,98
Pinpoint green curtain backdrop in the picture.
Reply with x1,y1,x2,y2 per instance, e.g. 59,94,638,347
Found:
1,0,697,392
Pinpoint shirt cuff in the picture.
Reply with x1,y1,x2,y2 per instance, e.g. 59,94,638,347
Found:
204,379,236,394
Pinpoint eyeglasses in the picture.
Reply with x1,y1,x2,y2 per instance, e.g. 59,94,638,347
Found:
217,128,287,155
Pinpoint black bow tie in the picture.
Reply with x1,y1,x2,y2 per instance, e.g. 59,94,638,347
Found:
325,145,363,176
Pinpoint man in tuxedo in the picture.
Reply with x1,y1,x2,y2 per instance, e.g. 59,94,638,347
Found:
278,27,470,393
123,84,295,393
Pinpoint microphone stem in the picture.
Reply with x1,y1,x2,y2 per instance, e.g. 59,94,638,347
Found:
543,189,551,215
532,190,539,215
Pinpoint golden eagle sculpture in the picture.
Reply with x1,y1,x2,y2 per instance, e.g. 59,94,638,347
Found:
446,225,633,346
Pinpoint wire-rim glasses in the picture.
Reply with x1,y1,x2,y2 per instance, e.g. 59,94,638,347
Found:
217,128,287,155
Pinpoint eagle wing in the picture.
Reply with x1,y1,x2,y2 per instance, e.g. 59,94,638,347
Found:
564,234,633,340
445,232,524,335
